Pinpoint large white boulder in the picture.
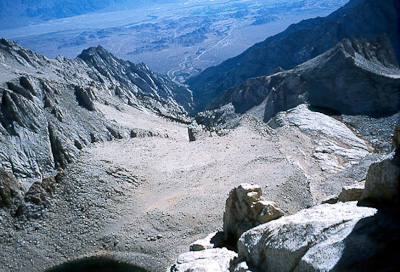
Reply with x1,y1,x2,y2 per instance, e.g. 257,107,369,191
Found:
237,202,377,271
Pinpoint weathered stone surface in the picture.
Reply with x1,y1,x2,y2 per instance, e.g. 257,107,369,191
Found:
187,122,210,142
338,181,365,202
321,181,366,204
277,105,371,174
195,103,240,130
238,202,377,272
24,176,55,206
189,232,224,252
321,195,339,204
361,114,400,205
357,117,400,205
393,120,400,149
223,183,284,242
74,86,96,111
232,261,250,272
359,115,399,205
170,248,237,272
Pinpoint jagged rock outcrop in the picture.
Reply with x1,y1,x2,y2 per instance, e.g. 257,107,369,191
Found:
0,38,191,187
237,202,377,272
24,176,56,206
208,37,400,123
77,46,194,114
74,86,96,111
195,103,240,130
322,181,366,204
187,122,209,142
170,248,237,272
223,183,284,243
0,166,55,223
188,0,400,111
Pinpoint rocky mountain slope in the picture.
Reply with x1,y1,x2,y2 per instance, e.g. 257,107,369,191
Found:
1,1,399,270
77,46,193,113
0,38,191,188
187,0,400,111
0,40,397,271
0,105,381,271
171,117,400,272
207,36,400,123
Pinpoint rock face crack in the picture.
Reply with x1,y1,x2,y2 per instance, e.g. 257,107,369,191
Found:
47,123,69,169
0,91,19,136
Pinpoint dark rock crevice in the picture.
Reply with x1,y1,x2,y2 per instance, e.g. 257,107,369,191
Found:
0,91,20,136
74,86,96,111
6,82,34,101
19,77,38,96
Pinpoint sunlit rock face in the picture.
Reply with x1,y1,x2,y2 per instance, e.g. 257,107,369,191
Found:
237,202,377,272
223,183,284,243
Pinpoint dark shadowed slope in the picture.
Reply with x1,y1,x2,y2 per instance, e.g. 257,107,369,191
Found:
187,0,400,111
206,36,400,123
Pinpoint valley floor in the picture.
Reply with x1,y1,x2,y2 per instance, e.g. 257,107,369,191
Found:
1,102,388,271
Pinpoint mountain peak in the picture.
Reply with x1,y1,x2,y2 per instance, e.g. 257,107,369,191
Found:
0,37,24,51
76,43,193,112
77,45,114,62
0,38,14,47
